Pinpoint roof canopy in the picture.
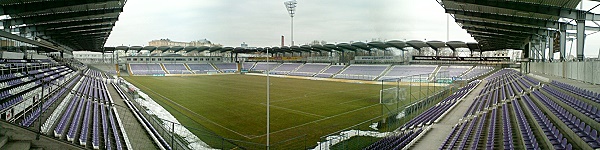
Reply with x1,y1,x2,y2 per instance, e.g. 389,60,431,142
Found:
106,40,490,54
1,0,127,52
440,0,600,51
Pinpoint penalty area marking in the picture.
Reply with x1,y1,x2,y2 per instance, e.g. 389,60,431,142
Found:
258,103,326,118
250,103,381,139
127,79,254,139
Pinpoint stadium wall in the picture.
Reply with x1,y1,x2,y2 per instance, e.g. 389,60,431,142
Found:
529,61,600,84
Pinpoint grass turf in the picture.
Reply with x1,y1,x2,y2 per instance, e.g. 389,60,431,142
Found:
124,74,440,149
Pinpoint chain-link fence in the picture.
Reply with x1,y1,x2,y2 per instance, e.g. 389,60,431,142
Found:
316,71,455,150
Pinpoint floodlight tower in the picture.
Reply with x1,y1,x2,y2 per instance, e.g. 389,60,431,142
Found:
284,0,297,46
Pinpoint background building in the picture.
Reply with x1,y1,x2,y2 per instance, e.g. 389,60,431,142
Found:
148,38,222,47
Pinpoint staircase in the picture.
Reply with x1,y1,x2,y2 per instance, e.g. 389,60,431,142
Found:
290,63,304,73
333,64,350,77
159,63,170,74
208,63,219,72
375,65,394,81
0,139,31,150
269,63,283,72
459,66,476,78
183,63,194,74
127,64,133,76
428,65,442,81
0,125,34,150
1,120,83,150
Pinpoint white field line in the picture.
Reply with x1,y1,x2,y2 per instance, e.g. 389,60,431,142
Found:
338,96,378,105
250,103,380,139
257,103,326,118
268,87,376,103
128,79,254,139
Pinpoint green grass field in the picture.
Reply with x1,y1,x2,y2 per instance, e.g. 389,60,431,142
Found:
124,74,441,149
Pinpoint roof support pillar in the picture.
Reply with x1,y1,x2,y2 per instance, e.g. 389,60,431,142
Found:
230,51,234,63
541,37,546,62
341,51,345,64
401,49,405,60
560,24,567,61
548,31,553,62
235,53,238,62
576,19,586,61
528,41,533,60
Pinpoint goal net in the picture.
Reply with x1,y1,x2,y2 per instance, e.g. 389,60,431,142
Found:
379,87,406,104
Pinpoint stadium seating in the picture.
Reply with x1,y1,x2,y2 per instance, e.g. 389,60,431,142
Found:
213,63,238,73
364,129,423,150
531,90,600,148
551,81,600,103
379,65,437,80
401,80,479,130
270,63,303,75
438,68,600,149
369,80,479,150
438,66,471,78
187,63,217,74
20,74,80,127
241,62,255,70
5,54,600,150
129,63,165,75
51,70,126,149
461,66,494,80
442,69,543,149
252,62,281,71
541,85,600,122
1,58,129,149
333,64,389,80
288,63,329,77
315,65,345,78
1,60,76,124
163,63,192,74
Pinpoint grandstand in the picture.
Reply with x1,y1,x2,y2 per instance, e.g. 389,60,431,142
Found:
251,62,281,71
333,64,390,80
288,63,329,77
162,63,192,74
379,65,438,81
186,63,217,74
2,0,600,150
213,63,238,73
315,65,345,78
269,63,303,75
129,64,165,75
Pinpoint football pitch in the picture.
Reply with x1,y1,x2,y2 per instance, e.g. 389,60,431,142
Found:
123,74,441,149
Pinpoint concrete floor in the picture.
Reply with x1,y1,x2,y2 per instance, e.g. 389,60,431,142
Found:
531,72,600,93
107,84,158,150
410,80,488,149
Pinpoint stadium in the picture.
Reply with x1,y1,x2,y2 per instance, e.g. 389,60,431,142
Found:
1,0,600,150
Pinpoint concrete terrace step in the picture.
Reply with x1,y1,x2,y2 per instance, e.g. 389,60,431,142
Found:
0,141,30,150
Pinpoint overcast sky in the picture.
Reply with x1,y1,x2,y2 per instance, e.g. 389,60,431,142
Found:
105,0,600,57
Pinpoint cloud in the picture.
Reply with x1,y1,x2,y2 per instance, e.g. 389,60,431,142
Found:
104,0,598,57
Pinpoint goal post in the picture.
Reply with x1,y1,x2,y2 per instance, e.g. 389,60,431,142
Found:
379,87,406,104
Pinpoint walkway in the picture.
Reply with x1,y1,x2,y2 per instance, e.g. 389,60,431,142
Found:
107,83,158,150
410,79,488,149
530,72,600,93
